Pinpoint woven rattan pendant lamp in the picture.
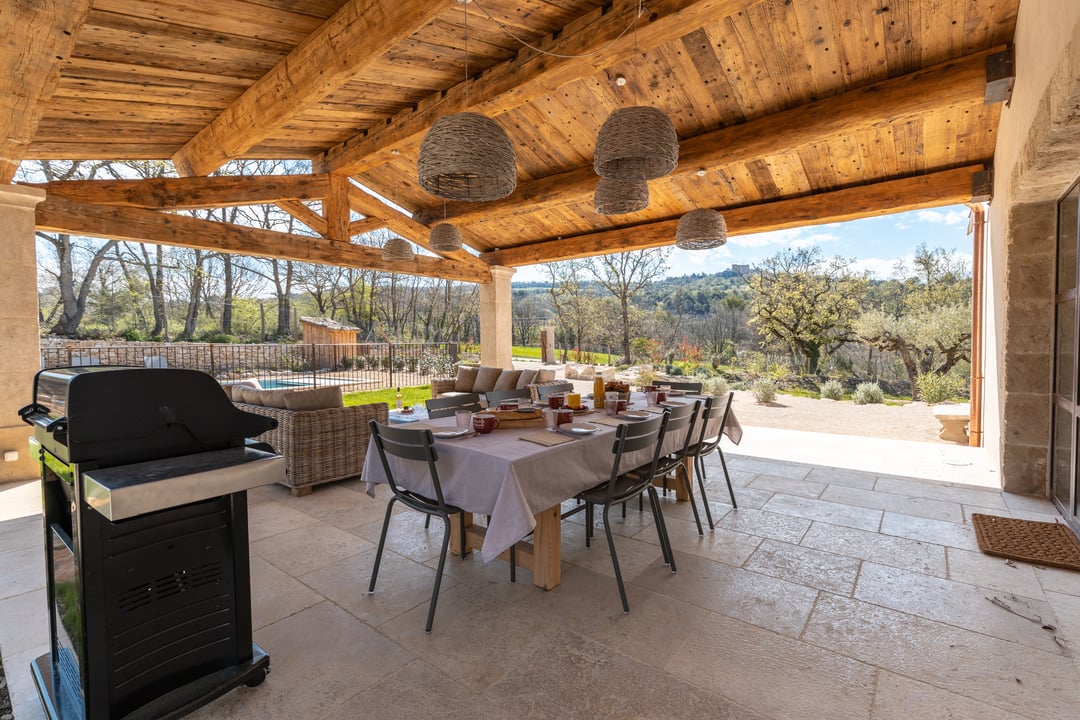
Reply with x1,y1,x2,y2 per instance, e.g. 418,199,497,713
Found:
675,208,728,250
417,0,516,202
593,177,649,215
382,237,414,261
428,222,463,252
594,106,678,181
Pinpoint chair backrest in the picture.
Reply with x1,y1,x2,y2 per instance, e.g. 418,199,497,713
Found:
604,414,667,494
426,392,483,419
660,399,701,461
535,381,574,400
665,381,702,393
484,388,531,405
368,420,450,511
694,391,733,454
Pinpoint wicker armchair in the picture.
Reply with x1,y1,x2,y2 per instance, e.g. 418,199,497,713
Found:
234,401,388,496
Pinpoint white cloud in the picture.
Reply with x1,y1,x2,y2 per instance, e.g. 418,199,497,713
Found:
914,209,968,226
852,257,904,279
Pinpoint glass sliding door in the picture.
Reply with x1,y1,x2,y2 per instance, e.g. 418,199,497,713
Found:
1051,180,1080,527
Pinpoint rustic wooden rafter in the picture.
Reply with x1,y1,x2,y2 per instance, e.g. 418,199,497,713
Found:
34,197,490,283
0,0,93,183
418,49,1001,226
171,0,455,177
480,166,985,267
315,0,748,176
26,174,333,209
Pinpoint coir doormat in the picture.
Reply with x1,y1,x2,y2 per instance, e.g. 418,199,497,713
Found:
971,513,1080,572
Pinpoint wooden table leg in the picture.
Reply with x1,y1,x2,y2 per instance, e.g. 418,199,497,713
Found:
461,505,563,590
449,511,474,557
652,460,692,501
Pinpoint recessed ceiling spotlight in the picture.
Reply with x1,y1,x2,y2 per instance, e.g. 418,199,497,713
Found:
695,168,707,177
614,75,627,87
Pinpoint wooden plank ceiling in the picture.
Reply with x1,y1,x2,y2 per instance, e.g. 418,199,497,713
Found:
4,0,1019,281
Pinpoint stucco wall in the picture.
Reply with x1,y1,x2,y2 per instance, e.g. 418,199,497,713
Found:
988,1,1080,494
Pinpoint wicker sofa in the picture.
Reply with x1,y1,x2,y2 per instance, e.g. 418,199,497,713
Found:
227,383,387,496
431,365,556,403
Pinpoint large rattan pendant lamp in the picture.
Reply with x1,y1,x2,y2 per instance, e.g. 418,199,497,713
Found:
594,106,679,181
594,176,649,215
382,236,415,262
417,0,516,202
675,208,728,250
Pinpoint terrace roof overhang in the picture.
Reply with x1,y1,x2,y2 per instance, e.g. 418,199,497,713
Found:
3,0,1018,282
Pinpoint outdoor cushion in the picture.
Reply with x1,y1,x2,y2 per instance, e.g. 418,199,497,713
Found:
516,369,538,388
535,369,556,383
493,369,522,391
454,365,479,392
284,385,344,411
237,386,263,404
473,366,503,393
258,389,290,408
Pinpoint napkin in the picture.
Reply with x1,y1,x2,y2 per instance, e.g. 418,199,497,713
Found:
589,416,625,427
519,431,575,446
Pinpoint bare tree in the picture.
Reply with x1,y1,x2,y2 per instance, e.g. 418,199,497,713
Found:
586,249,669,364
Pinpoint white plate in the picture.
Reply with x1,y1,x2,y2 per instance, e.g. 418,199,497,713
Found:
566,422,599,434
433,429,472,439
619,412,649,420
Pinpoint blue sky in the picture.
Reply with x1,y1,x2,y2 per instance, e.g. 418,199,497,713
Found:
511,204,975,283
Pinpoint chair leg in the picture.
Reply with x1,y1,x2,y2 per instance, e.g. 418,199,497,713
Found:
718,448,737,509
368,497,396,593
424,516,430,529
426,514,452,633
585,502,594,547
647,486,676,573
645,489,672,566
679,463,704,536
695,454,716,530
601,504,630,614
510,543,516,583
459,512,467,558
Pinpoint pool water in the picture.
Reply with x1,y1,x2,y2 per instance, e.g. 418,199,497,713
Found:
259,379,312,390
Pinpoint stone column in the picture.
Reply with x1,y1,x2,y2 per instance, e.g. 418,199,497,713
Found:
479,265,515,368
0,185,46,483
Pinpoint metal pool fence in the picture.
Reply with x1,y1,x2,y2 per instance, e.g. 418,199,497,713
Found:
40,342,462,393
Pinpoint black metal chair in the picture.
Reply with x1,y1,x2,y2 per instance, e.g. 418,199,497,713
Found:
484,387,531,406
577,413,675,613
628,399,705,534
664,381,703,393
535,381,574,401
425,392,483,419
684,392,737,530
367,421,514,633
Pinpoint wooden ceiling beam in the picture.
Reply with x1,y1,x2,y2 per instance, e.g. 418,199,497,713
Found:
35,197,489,284
170,0,454,177
316,0,748,176
27,173,333,209
418,48,1000,226
276,200,328,235
479,166,984,266
0,0,93,183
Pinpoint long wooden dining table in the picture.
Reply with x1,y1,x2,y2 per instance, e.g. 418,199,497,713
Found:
362,394,740,590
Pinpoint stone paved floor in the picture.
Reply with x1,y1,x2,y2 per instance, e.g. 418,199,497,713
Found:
1,429,1078,720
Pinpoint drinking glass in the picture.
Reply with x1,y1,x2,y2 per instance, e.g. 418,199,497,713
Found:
455,410,473,429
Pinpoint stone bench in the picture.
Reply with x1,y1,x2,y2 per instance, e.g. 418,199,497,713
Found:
932,403,970,443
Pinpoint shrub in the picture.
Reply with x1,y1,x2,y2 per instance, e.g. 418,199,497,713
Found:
852,381,885,405
120,327,144,341
702,376,729,397
198,331,236,344
751,378,777,404
915,371,963,404
819,379,844,401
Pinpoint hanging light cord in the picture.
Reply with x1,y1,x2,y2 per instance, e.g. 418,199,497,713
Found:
469,0,647,60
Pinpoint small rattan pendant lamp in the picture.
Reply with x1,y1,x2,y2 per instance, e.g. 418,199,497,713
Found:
593,176,649,215
381,237,415,261
429,222,463,252
675,208,728,250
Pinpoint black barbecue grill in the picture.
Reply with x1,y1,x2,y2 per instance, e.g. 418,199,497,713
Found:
20,366,286,720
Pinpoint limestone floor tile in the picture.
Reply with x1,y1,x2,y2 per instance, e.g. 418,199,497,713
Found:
717,506,813,544
873,476,1008,511
660,514,762,567
632,552,819,638
762,493,883,532
251,523,373,577
726,456,812,481
7,645,49,720
1037,564,1080,596
0,513,41,552
0,543,45,599
302,546,460,629
0,588,47,657
320,658,514,720
485,628,766,720
275,481,388,529
870,669,1038,720
820,484,964,523
803,593,1080,720
0,480,43,522
560,518,674,588
945,546,1045,598
878,511,980,551
855,561,1063,653
744,539,861,595
805,465,878,490
189,601,414,720
247,499,321,542
249,555,323,630
705,482,773,510
246,482,290,505
665,610,876,720
1044,590,1080,670
748,473,827,499
378,583,565,693
350,509,446,564
799,522,947,577
1002,491,1062,516
651,490,734,527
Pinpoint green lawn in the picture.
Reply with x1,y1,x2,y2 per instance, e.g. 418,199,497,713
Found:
344,385,431,409
511,345,542,360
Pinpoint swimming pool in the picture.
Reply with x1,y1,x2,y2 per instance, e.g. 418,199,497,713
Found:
259,379,313,390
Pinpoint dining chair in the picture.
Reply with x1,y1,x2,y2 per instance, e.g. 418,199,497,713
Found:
425,392,483,419
484,387,531,406
628,399,705,534
664,380,703,393
367,421,515,633
577,413,675,613
684,392,737,530
535,381,574,401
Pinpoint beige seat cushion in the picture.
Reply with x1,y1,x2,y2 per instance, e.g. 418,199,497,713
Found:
454,366,479,392
516,369,537,389
284,385,344,411
258,389,290,408
237,386,263,404
493,369,522,391
535,369,556,383
473,366,503,393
